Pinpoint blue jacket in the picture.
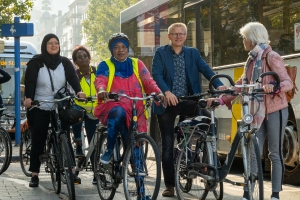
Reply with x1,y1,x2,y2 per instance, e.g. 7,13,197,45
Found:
151,45,223,114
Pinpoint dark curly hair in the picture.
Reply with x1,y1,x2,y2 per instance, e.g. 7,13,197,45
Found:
72,46,91,64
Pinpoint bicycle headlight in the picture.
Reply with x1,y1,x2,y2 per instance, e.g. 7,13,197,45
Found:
243,114,253,124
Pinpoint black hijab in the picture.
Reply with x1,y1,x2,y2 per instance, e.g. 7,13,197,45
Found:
40,33,62,70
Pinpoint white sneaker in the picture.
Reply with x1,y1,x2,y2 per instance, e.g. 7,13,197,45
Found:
271,197,279,200
241,198,247,200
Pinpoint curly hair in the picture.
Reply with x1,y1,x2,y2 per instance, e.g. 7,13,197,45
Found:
72,46,91,64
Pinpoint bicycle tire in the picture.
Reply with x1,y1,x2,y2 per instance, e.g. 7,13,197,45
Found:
1,128,12,172
122,134,161,200
19,129,32,177
94,136,116,200
60,134,75,200
175,138,213,200
246,134,264,200
213,157,224,200
0,129,9,175
46,138,61,194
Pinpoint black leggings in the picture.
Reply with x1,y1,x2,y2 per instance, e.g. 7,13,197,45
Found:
29,108,74,173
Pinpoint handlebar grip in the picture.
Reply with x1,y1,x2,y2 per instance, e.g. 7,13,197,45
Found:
108,93,118,101
199,99,220,108
208,74,235,94
31,101,39,106
257,71,280,91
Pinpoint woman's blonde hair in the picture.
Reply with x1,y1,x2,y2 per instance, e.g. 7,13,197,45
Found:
168,23,187,34
239,22,270,45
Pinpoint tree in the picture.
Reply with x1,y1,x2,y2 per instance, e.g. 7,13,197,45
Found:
82,0,140,61
0,0,33,37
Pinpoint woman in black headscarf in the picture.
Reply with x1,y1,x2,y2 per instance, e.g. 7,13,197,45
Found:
24,33,86,187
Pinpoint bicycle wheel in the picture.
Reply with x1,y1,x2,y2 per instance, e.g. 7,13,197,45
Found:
20,129,32,177
213,157,224,200
175,138,214,200
46,139,61,194
123,134,161,200
246,134,264,200
1,128,12,172
60,134,75,200
94,136,116,200
0,129,9,175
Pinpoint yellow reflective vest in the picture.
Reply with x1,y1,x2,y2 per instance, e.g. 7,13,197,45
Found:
74,66,98,116
104,58,148,119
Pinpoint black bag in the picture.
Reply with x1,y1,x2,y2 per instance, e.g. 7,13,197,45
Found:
46,67,70,110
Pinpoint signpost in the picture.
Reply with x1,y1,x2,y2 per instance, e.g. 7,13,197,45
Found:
1,17,33,145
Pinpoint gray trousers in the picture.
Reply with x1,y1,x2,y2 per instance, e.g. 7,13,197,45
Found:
256,107,288,192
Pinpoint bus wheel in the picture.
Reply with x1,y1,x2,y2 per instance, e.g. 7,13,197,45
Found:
283,125,300,184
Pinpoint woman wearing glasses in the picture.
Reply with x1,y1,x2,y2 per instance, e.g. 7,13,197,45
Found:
24,33,85,187
71,46,99,184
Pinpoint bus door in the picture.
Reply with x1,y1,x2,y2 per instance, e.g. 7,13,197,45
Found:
184,0,212,92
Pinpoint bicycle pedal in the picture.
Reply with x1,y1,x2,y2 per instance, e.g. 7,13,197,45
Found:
39,154,49,163
187,169,198,179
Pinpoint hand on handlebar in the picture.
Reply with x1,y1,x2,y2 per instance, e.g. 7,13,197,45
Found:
165,91,178,106
217,85,227,90
157,94,167,108
206,98,221,107
77,91,86,99
23,98,32,108
97,90,109,100
262,84,275,93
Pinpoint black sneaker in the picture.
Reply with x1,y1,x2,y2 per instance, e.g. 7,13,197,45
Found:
92,177,97,185
29,175,39,187
73,174,81,184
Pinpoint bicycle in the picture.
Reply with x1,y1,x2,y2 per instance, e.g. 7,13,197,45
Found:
30,89,84,200
175,71,280,200
0,107,12,174
1,111,32,177
93,93,162,200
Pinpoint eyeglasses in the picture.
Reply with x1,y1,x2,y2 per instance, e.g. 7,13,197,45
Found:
47,41,59,46
170,33,186,37
77,54,88,60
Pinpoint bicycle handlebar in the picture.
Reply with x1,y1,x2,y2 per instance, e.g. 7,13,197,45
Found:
208,71,280,95
108,92,161,103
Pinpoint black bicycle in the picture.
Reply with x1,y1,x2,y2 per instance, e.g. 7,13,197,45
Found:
175,72,280,200
30,90,84,200
0,107,12,175
93,93,161,200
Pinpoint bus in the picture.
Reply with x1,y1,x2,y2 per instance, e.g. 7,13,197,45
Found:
0,39,37,113
120,0,300,185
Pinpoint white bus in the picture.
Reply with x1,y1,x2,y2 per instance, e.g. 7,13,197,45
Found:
121,0,300,185
0,39,37,112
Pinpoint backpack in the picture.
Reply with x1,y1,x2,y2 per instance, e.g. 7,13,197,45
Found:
266,52,298,102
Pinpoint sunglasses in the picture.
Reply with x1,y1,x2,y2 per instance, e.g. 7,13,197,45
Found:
77,54,88,60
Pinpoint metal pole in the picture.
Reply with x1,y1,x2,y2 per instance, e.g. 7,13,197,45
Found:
14,16,21,145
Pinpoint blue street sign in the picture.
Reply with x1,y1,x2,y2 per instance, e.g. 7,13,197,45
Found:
1,23,34,37
1,17,34,146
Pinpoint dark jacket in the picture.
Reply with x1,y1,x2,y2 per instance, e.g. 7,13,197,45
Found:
152,45,223,114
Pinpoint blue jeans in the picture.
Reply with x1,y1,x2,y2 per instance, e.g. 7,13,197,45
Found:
72,108,99,169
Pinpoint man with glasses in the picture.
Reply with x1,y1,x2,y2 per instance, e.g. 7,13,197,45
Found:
151,22,226,197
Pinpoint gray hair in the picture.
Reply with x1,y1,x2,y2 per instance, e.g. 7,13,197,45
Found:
168,23,187,34
239,22,270,45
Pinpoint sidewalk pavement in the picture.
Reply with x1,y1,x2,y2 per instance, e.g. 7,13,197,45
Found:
0,176,62,200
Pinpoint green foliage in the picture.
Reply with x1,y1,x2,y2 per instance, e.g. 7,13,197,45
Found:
0,0,33,27
82,0,140,62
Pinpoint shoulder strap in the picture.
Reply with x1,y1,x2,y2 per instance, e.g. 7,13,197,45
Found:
265,52,271,71
46,67,55,94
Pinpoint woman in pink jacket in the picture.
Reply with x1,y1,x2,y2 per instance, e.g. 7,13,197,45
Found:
207,22,293,200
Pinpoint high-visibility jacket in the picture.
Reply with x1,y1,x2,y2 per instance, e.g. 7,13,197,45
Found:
74,66,98,116
104,58,148,119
